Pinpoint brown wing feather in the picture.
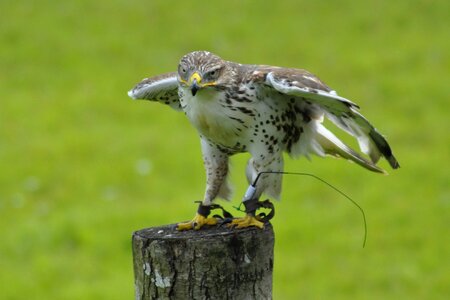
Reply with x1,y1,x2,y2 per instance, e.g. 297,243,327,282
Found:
246,65,399,170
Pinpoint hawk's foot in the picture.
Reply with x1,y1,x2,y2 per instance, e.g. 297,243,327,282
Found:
176,213,218,231
229,214,264,229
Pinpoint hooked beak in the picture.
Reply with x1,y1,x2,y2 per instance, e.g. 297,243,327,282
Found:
191,79,200,96
189,72,202,96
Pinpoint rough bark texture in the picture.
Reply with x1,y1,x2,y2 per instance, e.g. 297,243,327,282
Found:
132,223,274,300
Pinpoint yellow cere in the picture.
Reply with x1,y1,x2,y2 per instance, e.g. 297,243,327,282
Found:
189,72,202,84
201,81,217,87
189,72,216,87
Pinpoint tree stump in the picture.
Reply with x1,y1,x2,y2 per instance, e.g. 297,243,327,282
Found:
132,223,274,300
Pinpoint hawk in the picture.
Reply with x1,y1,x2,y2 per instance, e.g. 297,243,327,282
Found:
128,51,399,230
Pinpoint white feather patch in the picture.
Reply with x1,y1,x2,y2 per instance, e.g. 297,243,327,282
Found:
128,76,178,100
266,72,359,109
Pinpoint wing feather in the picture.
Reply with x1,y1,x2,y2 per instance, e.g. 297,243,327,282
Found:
265,72,359,113
128,72,182,111
262,69,399,170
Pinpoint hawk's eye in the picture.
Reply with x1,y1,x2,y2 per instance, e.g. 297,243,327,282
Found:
205,69,219,80
179,65,187,75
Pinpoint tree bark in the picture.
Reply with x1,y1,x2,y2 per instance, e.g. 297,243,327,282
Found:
132,223,274,300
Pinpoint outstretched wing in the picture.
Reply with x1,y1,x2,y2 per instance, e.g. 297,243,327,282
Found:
256,67,399,170
128,72,182,111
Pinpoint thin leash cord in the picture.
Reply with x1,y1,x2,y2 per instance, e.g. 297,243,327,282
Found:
254,171,367,248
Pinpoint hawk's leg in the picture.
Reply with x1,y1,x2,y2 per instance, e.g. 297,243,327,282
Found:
230,154,283,229
229,198,265,229
176,204,219,231
177,139,230,231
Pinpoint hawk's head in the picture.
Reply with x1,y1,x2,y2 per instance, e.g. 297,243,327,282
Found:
177,51,231,96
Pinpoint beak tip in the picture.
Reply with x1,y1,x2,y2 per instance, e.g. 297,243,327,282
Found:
191,80,199,96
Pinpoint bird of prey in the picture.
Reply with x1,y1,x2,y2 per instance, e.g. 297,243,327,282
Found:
128,51,399,230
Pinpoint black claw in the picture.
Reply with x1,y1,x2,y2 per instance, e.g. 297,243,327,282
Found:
221,218,233,225
217,218,234,228
243,199,275,223
223,211,233,219
212,214,223,220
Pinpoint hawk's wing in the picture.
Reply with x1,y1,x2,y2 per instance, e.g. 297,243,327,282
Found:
255,67,399,170
128,72,182,111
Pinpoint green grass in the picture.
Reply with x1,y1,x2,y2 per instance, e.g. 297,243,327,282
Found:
1,0,448,299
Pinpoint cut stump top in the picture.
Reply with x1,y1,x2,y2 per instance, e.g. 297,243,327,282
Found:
133,223,273,241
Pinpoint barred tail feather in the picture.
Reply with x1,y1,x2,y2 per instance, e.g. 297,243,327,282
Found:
316,124,387,174
368,128,400,169
325,110,399,170
289,121,383,173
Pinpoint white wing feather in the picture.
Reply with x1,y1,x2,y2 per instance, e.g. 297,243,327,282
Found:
265,71,399,169
128,72,181,111
266,72,359,113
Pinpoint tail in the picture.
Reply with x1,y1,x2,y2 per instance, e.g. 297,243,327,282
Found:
368,128,400,169
325,109,400,170
315,124,388,173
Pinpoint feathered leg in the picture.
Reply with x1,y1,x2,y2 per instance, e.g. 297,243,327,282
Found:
230,153,283,229
177,139,230,230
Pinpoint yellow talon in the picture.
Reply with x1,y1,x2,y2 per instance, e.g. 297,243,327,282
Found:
229,214,264,229
176,213,218,231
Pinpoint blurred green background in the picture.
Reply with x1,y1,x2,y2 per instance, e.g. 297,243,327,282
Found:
1,0,448,299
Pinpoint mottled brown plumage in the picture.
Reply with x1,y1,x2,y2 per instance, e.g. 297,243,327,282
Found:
128,51,399,230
